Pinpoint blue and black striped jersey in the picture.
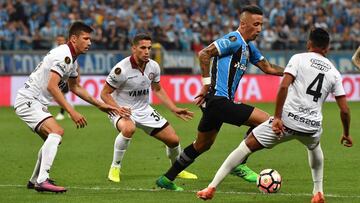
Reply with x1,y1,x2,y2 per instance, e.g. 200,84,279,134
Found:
211,30,264,101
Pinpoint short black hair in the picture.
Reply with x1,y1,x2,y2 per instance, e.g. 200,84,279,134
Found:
241,5,263,15
132,33,152,45
309,27,330,49
68,21,93,38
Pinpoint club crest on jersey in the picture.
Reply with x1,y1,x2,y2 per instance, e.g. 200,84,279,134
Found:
229,36,237,42
64,56,71,64
148,72,155,81
114,67,121,75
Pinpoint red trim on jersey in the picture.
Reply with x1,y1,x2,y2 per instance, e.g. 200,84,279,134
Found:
130,55,148,75
67,42,77,61
50,70,62,78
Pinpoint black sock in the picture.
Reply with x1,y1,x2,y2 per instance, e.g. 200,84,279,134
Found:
164,143,201,181
60,108,65,114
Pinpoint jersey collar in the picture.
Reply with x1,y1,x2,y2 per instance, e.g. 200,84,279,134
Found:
130,55,148,74
67,42,77,62
236,30,248,46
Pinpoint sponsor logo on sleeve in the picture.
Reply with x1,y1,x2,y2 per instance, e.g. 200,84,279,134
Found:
148,72,155,81
229,36,237,42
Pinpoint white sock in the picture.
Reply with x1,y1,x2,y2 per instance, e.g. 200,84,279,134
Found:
111,133,131,168
166,145,181,165
37,133,62,183
209,141,252,188
308,144,324,195
30,147,42,183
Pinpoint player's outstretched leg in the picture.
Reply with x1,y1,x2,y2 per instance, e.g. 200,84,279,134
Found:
35,179,67,193
230,164,258,182
156,175,184,191
197,187,216,200
311,192,325,203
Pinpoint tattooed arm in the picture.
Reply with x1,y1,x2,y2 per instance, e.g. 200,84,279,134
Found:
255,58,284,76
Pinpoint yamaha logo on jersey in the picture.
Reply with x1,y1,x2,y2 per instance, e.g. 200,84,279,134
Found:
114,67,121,75
148,72,155,81
64,56,71,64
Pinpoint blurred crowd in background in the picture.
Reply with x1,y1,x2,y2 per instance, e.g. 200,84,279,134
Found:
1,0,360,51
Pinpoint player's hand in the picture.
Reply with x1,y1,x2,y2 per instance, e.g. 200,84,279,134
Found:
69,111,87,129
340,134,353,147
172,107,194,121
117,106,131,118
98,103,122,117
194,85,210,106
271,117,284,139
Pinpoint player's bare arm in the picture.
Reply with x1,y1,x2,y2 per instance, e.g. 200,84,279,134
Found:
335,95,353,147
351,46,360,70
68,76,120,117
151,82,193,121
48,71,87,128
272,73,294,136
256,59,284,76
100,83,131,118
195,43,219,106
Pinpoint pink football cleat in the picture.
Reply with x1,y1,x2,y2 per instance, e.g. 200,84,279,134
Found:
311,192,325,203
35,179,67,193
196,187,216,200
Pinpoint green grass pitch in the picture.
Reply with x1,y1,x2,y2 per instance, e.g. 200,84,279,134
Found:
0,102,359,203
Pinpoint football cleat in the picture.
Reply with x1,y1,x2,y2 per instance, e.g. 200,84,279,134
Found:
156,175,184,191
108,166,121,182
27,178,56,189
34,179,66,193
197,187,216,200
177,170,198,179
311,192,325,203
230,164,258,183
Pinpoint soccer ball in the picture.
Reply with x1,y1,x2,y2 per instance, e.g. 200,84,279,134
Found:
256,169,282,193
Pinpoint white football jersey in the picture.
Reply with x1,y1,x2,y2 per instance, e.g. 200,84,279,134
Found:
106,56,160,112
282,52,345,133
16,44,78,106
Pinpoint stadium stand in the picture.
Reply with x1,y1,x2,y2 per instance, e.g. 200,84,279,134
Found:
0,0,359,51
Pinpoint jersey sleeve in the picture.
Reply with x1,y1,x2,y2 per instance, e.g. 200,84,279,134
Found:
50,57,70,77
284,55,300,78
106,66,126,89
214,34,240,56
152,62,161,83
248,42,264,65
69,62,79,78
331,72,346,96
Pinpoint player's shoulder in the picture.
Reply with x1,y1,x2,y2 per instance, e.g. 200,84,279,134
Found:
48,44,73,63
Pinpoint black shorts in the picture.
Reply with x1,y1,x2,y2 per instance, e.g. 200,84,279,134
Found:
197,95,254,132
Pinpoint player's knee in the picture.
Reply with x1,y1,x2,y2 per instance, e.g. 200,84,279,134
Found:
120,126,135,137
165,136,180,148
52,128,64,136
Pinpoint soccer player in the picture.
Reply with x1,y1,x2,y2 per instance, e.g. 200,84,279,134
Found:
100,33,197,183
14,21,119,193
156,5,284,191
197,28,352,203
352,46,360,69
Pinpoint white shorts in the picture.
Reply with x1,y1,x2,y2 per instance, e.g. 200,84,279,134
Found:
109,105,168,136
14,96,52,132
252,118,322,150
